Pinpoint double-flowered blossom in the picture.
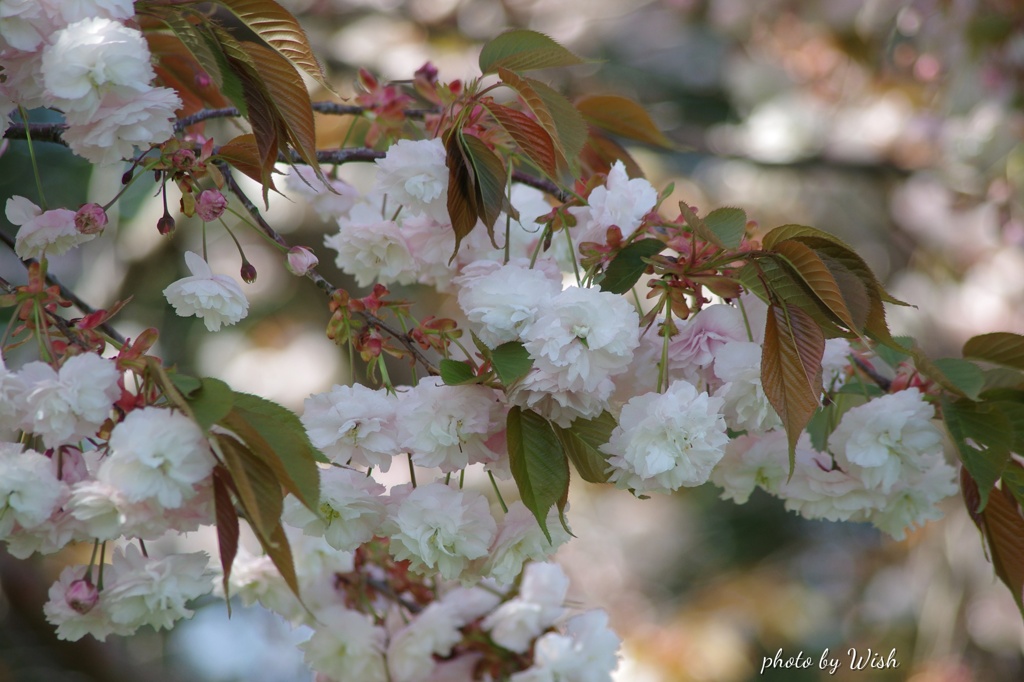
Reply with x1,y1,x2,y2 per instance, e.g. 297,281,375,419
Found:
282,466,386,551
828,388,944,492
301,383,399,471
604,380,729,494
98,407,215,509
324,201,416,287
483,562,569,653
372,138,450,223
301,605,388,682
569,160,657,249
513,286,640,426
397,377,506,473
0,443,65,540
163,251,249,332
41,18,154,117
511,609,622,682
15,352,121,448
384,482,497,582
483,502,572,586
455,259,563,349
44,545,213,640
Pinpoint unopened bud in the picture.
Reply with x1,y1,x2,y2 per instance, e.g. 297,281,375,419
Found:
196,188,227,222
194,71,213,89
286,246,318,276
121,169,134,185
171,149,197,173
157,213,175,235
66,578,99,614
75,203,108,235
240,261,257,283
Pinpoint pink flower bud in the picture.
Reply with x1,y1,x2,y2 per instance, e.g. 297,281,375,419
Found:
286,246,319,276
196,189,227,222
194,71,213,89
240,261,257,283
74,203,108,235
66,579,99,614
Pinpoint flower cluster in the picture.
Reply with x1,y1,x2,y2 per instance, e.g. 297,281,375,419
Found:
1,2,180,165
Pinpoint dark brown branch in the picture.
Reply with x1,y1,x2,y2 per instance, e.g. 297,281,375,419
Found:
4,122,68,146
512,170,566,202
0,230,126,347
173,102,441,133
219,163,440,376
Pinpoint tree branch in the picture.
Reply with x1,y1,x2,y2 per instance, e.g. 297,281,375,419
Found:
218,163,440,377
3,122,68,146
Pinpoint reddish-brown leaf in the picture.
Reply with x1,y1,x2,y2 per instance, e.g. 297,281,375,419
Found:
762,303,825,464
483,102,558,177
214,434,283,545
214,0,330,89
497,68,566,167
217,134,278,191
461,132,511,241
445,131,479,259
212,466,240,607
239,41,322,179
773,240,857,333
580,133,644,179
575,94,673,148
964,470,1024,615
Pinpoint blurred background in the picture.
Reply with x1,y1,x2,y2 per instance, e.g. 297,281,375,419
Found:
2,0,1024,680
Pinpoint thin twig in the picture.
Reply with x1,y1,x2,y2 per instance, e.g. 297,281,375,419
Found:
852,354,892,392
0,229,127,346
219,163,440,376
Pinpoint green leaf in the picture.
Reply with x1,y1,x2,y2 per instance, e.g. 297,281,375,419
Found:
168,371,202,397
491,341,534,386
479,29,585,74
214,0,330,89
600,239,664,294
506,407,570,542
873,335,913,369
703,207,747,249
761,303,825,467
943,397,1012,511
964,332,1024,371
221,392,324,512
552,411,617,483
933,358,985,400
440,359,479,385
575,94,673,149
1001,462,1024,511
186,377,234,432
